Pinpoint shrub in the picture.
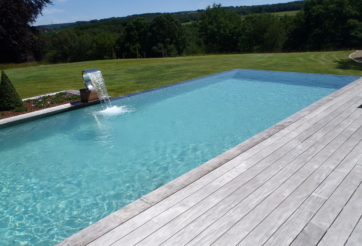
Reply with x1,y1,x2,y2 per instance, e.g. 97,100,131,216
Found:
54,92,67,99
66,94,80,100
0,71,23,110
50,98,64,104
0,112,4,117
13,107,28,112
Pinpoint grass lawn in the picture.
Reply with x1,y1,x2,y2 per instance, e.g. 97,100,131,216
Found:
271,10,299,16
1,51,361,99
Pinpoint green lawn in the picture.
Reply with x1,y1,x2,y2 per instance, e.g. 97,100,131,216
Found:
271,10,299,16
1,51,361,99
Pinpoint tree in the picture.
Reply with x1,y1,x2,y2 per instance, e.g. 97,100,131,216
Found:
199,4,243,53
0,0,52,63
122,17,150,58
91,32,117,60
183,22,205,55
0,71,23,110
47,30,93,63
240,13,289,53
286,0,362,51
149,14,186,57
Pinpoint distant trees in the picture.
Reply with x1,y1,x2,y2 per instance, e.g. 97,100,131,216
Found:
116,14,186,58
26,0,362,64
199,4,243,53
199,4,291,53
287,0,362,51
240,13,290,52
183,22,205,55
0,0,52,63
47,30,92,62
198,0,362,53
118,17,150,58
92,32,116,60
148,14,186,57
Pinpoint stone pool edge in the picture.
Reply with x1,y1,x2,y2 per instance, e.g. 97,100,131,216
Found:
55,77,361,246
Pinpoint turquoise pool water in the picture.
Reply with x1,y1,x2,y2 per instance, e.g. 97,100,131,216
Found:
0,69,359,245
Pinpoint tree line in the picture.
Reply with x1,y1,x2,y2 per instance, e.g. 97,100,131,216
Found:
1,0,362,64
39,1,304,34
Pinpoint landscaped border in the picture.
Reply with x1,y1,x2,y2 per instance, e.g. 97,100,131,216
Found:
0,90,101,129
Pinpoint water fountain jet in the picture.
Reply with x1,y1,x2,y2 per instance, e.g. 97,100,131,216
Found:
82,69,112,108
81,69,131,117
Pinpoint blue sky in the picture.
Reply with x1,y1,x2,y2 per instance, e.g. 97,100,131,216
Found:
35,0,297,26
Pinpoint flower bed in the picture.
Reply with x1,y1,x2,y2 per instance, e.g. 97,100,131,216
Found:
0,92,80,119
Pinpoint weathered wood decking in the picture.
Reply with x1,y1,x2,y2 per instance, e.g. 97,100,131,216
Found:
59,77,362,246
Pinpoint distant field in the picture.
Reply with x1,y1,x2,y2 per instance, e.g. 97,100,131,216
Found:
182,10,299,24
271,10,299,16
1,51,361,99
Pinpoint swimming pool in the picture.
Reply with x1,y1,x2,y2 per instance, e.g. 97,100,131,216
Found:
0,69,359,245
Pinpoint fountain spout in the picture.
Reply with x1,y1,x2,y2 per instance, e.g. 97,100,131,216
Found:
82,69,112,107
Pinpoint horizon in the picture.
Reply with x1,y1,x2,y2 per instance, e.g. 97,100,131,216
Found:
35,0,300,26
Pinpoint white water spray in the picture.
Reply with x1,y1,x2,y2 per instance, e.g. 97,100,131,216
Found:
98,105,133,117
83,69,112,108
83,69,132,118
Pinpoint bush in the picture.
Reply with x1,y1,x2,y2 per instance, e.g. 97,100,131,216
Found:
0,71,23,110
0,112,4,117
13,107,28,112
66,94,80,100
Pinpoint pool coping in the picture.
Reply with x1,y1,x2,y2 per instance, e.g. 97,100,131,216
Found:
56,75,362,246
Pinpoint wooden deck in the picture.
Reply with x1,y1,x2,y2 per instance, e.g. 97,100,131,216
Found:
59,77,362,246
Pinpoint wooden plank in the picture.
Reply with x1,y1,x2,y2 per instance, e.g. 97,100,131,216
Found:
222,134,362,246
335,134,362,174
346,216,362,246
271,142,362,246
112,168,256,245
234,128,362,246
215,117,362,246
290,222,326,246
318,181,362,246
291,147,362,246
264,168,357,246
133,100,362,246
184,110,362,246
